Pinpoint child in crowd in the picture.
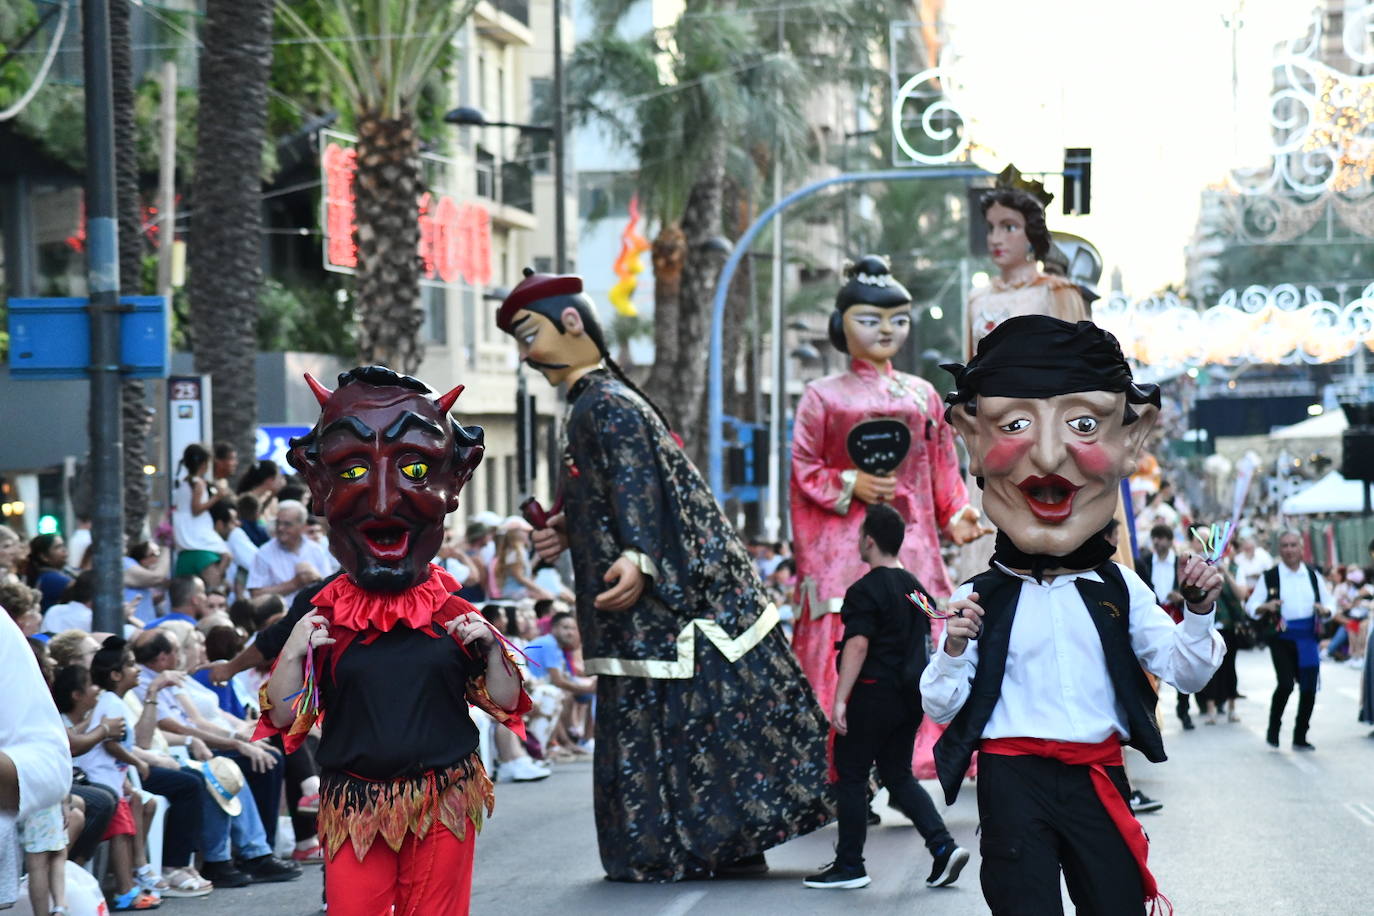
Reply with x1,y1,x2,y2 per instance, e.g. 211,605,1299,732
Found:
806,504,969,891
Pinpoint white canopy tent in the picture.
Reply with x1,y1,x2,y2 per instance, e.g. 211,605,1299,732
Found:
1271,410,1348,440
1281,470,1368,515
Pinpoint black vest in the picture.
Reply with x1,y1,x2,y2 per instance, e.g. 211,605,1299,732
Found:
932,562,1165,805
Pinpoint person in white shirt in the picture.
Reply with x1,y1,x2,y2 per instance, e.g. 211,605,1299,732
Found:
923,315,1224,916
1245,531,1333,751
0,615,72,907
1232,532,1275,592
246,500,332,608
66,519,93,572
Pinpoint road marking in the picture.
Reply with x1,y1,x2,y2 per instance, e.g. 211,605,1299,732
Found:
656,890,708,916
1345,802,1374,829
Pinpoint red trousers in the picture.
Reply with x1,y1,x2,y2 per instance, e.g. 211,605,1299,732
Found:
326,824,475,916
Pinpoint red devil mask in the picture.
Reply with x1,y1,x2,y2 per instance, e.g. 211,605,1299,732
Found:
287,367,483,593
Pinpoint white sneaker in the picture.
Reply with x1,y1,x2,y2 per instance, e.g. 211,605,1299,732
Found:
497,756,551,783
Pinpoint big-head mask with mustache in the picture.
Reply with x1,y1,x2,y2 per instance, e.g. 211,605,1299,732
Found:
943,317,1159,559
287,366,484,593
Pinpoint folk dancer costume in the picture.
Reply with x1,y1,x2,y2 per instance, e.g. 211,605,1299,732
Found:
497,270,832,882
790,257,985,775
253,368,531,916
921,317,1225,916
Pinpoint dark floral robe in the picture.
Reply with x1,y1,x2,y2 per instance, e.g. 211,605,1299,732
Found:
561,370,832,881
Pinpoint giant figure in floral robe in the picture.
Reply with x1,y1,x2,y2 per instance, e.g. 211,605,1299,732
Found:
497,269,832,883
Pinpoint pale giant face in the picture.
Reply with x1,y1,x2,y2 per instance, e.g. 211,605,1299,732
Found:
952,390,1156,559
842,304,912,364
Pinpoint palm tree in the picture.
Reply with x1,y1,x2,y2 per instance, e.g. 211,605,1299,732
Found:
277,0,481,374
111,0,153,539
188,0,275,468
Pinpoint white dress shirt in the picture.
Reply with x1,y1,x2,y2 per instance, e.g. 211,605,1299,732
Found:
1148,550,1177,604
246,537,334,607
1244,562,1333,620
921,562,1225,744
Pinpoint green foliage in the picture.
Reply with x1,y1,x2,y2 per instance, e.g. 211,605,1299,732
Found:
257,277,357,357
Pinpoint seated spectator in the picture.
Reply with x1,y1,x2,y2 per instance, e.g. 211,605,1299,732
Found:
47,629,100,669
219,498,259,601
144,575,208,628
493,519,552,601
91,637,212,898
442,523,488,600
235,462,284,538
0,524,26,586
124,542,170,625
171,443,231,589
52,664,161,911
532,559,575,604
236,492,270,549
1,579,44,637
246,500,332,607
524,612,596,758
43,571,97,634
25,534,73,611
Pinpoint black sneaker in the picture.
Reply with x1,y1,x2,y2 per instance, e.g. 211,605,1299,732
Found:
803,861,871,889
241,854,302,883
1293,741,1316,752
200,860,251,888
1128,790,1163,814
926,845,969,887
1266,732,1280,748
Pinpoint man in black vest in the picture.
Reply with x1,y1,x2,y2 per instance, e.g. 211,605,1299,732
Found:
922,316,1225,916
1244,530,1332,750
1136,523,1198,730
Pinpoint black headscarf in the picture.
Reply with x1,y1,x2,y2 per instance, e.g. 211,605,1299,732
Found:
942,315,1160,422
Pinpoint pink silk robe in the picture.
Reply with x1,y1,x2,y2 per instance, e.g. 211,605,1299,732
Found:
789,359,970,719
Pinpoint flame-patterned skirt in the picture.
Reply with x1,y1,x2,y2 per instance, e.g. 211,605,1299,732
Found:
318,754,494,862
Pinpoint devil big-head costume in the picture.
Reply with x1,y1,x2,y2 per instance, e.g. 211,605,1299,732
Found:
920,316,1224,916
253,367,530,916
497,270,832,882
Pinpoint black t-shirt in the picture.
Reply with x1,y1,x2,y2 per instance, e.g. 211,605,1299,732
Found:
315,622,481,779
838,566,931,687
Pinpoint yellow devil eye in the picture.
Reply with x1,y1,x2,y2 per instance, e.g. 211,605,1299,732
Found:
339,466,367,480
400,461,430,480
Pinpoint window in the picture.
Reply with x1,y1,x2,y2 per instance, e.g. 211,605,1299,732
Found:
420,284,448,345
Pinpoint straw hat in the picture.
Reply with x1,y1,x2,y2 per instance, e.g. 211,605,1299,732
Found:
188,757,245,816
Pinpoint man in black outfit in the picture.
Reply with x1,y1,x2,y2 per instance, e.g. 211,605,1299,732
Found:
804,504,969,891
1136,523,1196,730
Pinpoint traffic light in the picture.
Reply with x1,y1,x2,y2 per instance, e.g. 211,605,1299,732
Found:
1062,148,1092,215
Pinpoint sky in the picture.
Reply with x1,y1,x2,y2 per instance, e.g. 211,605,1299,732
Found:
938,0,1322,298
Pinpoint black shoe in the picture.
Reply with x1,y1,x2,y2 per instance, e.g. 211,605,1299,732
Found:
241,854,302,883
200,860,251,888
1128,790,1163,814
926,845,969,888
716,853,768,876
803,861,870,889
1180,714,1195,731
1266,732,1280,748
1293,741,1316,752
867,806,882,826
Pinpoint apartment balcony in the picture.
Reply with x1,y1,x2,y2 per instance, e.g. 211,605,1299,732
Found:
476,155,537,230
474,0,534,47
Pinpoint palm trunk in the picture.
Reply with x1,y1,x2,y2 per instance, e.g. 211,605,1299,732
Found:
720,175,752,422
353,110,424,374
673,133,727,467
189,0,272,467
644,222,686,427
111,0,152,540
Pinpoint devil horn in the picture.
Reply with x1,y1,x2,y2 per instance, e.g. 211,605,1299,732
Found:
304,372,334,407
436,384,465,415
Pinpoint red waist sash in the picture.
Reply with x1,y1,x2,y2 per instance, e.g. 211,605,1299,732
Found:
980,736,1171,915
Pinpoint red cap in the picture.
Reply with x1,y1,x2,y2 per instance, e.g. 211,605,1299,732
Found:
496,269,584,332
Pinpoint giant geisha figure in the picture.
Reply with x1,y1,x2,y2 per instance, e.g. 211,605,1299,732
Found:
790,255,987,716
255,367,530,916
495,270,832,883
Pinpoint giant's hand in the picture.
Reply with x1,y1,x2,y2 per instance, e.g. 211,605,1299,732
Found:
532,512,569,564
946,505,994,546
853,471,897,505
595,557,645,611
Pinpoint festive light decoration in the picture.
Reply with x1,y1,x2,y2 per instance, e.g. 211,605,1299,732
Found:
1093,282,1374,369
608,194,649,317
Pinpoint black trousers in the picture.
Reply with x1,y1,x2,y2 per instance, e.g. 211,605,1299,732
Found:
1268,639,1317,743
977,753,1145,916
69,782,117,861
142,765,205,869
832,682,952,869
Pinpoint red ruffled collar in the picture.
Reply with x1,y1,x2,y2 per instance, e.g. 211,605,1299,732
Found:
311,565,462,633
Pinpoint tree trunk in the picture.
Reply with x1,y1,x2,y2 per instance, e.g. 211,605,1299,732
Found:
720,175,752,423
673,133,727,467
110,0,153,540
353,110,424,374
643,222,686,428
188,0,272,468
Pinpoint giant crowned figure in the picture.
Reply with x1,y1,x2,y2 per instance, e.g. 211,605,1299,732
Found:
790,256,988,715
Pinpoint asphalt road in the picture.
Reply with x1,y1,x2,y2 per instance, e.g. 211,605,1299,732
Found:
156,648,1371,915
